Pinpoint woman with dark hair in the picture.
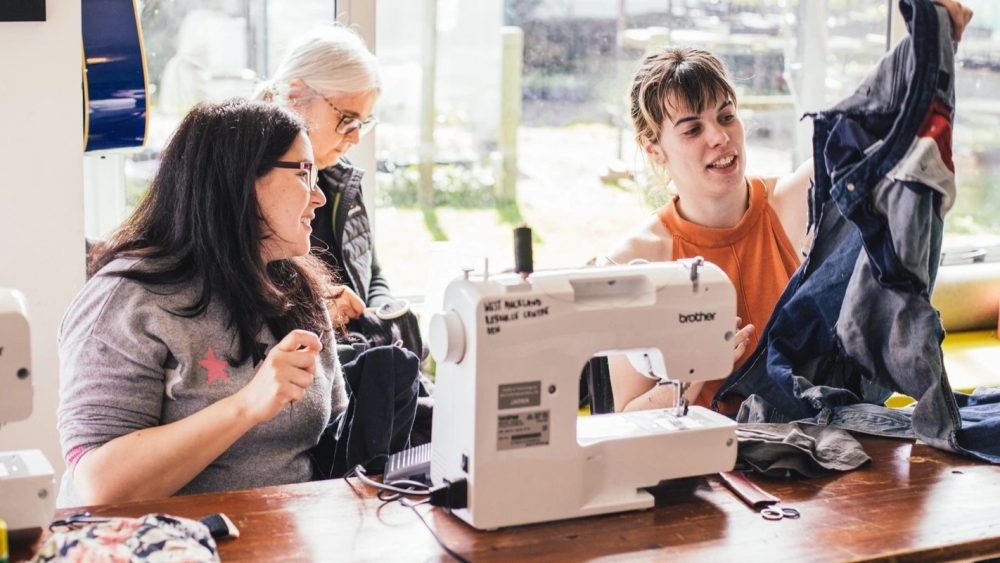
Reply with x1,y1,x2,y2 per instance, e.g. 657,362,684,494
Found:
58,99,346,506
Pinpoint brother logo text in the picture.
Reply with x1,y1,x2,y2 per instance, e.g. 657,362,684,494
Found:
678,312,716,323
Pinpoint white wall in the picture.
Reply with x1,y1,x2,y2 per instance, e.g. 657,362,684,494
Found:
0,1,85,489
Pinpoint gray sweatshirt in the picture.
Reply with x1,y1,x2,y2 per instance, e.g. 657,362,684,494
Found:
56,257,346,507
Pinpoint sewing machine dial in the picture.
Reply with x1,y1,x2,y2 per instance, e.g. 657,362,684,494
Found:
429,310,466,364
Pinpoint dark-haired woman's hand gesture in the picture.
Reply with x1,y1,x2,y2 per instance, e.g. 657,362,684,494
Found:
237,329,322,424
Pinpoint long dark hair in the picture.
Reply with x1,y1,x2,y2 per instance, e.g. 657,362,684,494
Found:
93,98,336,365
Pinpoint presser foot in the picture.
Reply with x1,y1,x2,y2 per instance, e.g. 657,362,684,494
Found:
654,379,690,417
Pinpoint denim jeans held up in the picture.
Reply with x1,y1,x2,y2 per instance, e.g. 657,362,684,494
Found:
715,0,1000,463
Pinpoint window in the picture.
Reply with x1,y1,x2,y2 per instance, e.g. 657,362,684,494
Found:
946,0,1000,262
370,0,891,297
85,1,1000,292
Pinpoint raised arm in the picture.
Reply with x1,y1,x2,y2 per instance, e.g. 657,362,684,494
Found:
768,158,814,256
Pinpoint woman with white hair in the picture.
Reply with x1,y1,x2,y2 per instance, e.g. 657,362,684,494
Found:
256,25,432,451
256,25,387,332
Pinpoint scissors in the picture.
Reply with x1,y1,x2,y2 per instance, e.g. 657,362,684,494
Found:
760,504,801,521
718,471,802,521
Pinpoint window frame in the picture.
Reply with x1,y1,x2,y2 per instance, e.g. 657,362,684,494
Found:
336,0,379,224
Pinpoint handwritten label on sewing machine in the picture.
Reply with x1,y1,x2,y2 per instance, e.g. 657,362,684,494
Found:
497,410,550,451
482,298,550,335
498,382,541,409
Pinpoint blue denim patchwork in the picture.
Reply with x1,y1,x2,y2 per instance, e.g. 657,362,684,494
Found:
715,0,1000,464
737,395,915,440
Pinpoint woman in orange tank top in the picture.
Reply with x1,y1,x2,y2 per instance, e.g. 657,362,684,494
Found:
604,47,813,415
604,3,973,414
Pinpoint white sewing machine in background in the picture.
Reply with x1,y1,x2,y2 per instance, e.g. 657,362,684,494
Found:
0,288,57,538
427,259,738,530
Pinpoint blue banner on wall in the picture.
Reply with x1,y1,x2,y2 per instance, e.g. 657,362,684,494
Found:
82,0,149,152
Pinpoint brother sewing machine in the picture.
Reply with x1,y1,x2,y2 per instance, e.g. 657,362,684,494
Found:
426,257,739,530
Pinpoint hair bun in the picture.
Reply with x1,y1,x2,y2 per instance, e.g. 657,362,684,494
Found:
256,80,279,102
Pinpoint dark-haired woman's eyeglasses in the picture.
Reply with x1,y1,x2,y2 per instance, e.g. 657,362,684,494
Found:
306,84,378,137
274,160,317,188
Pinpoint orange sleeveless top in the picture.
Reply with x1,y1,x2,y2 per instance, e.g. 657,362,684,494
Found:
658,177,801,410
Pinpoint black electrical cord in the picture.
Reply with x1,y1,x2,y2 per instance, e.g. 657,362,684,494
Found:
345,464,468,562
401,498,470,563
349,464,432,497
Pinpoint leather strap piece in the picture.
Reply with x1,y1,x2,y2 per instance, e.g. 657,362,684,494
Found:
718,471,780,509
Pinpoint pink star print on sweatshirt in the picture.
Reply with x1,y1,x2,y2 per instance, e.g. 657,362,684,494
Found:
199,347,232,385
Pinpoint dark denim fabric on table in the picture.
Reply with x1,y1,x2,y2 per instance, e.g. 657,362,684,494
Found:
714,0,1000,463
736,423,871,478
736,396,916,440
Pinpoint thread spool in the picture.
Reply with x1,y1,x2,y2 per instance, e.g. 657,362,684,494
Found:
513,225,533,277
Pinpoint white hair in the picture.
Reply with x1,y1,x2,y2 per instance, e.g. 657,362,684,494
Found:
254,24,381,104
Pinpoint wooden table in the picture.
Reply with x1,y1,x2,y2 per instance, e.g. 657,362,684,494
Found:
11,436,1000,562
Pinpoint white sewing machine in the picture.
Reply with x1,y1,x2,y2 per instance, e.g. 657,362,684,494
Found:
0,288,57,538
427,259,738,530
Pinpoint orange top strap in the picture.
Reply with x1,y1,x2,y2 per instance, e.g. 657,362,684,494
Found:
657,177,800,410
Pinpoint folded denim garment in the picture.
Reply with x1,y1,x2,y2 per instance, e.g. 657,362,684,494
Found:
736,422,871,478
